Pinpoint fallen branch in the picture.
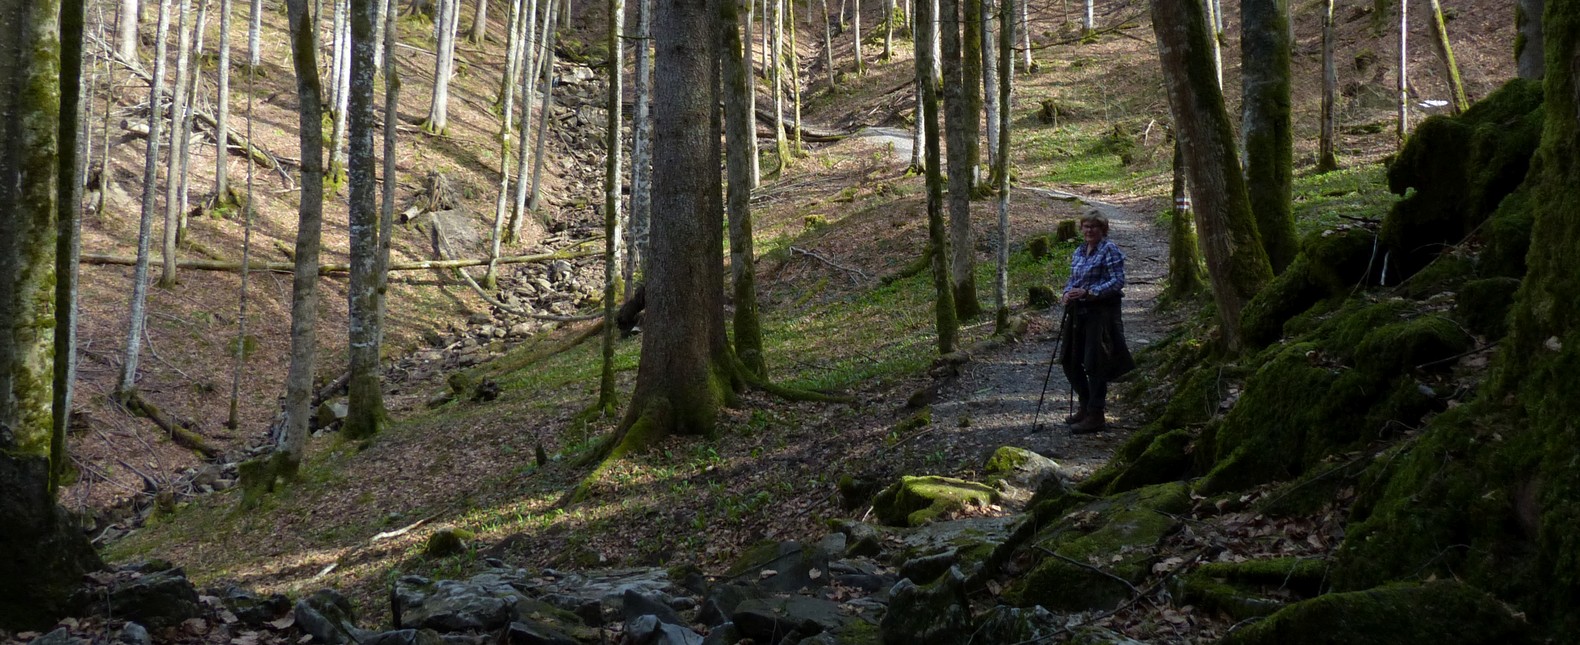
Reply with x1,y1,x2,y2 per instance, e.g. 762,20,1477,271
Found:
80,249,597,275
790,246,871,283
120,391,223,460
113,58,282,172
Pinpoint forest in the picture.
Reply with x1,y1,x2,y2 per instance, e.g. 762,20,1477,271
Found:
0,0,1575,639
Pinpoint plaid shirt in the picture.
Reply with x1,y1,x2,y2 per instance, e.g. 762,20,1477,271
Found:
1064,238,1126,299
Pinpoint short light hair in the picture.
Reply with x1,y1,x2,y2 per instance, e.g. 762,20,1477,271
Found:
1079,212,1110,235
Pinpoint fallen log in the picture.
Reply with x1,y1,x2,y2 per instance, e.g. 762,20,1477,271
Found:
80,248,598,275
120,390,224,460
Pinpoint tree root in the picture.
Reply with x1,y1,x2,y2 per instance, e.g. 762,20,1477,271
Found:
880,245,936,286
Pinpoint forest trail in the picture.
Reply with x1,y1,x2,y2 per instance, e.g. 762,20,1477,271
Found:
926,185,1171,480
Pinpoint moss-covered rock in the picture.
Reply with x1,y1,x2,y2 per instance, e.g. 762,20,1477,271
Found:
1219,581,1531,645
1240,256,1325,349
1241,228,1381,349
1456,277,1521,338
871,476,997,527
1476,185,1535,279
1004,483,1189,611
423,527,475,557
1381,78,1542,277
1104,429,1194,494
1174,557,1329,621
1352,315,1472,375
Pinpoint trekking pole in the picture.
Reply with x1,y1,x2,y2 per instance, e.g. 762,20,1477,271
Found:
1031,304,1068,432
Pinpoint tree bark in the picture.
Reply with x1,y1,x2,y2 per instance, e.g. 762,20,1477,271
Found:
377,0,398,350
626,0,653,295
215,0,234,201
1240,0,1296,274
745,0,760,185
486,0,525,286
853,0,863,73
991,0,1011,331
981,0,997,178
227,48,260,429
160,0,195,288
1396,0,1407,147
1165,138,1204,298
1317,0,1338,172
248,0,262,66
884,0,893,58
329,0,351,178
608,0,738,457
117,0,173,398
771,0,789,170
1151,0,1272,353
788,0,802,151
1017,0,1028,70
916,0,957,353
1516,0,1543,79
527,0,557,210
820,0,835,88
724,0,765,378
278,0,327,473
345,0,384,438
507,0,542,242
598,0,625,410
941,0,981,319
469,0,488,42
1424,0,1467,113
176,0,209,238
119,0,139,61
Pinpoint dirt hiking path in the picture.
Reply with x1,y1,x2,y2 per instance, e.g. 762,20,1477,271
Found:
931,187,1171,480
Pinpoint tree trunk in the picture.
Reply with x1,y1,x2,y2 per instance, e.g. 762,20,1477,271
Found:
277,0,328,474
853,0,863,73
883,0,893,58
1017,0,1028,70
1082,0,1091,33
788,0,802,151
119,0,139,61
1165,139,1204,298
329,0,351,178
821,0,835,87
1151,0,1272,353
607,0,738,458
724,0,765,378
56,0,89,492
1424,0,1467,113
1240,0,1296,274
486,0,525,286
377,0,398,350
372,0,385,74
176,0,209,237
248,0,262,66
470,0,489,42
1205,0,1221,83
345,0,383,438
425,0,457,133
941,0,981,319
627,0,653,295
507,0,541,242
1396,0,1407,147
527,0,557,210
1516,0,1543,79
215,0,234,201
117,0,172,398
0,0,106,625
916,0,957,353
745,0,760,185
991,0,1011,331
771,0,789,170
598,0,625,410
227,47,261,430
1317,0,1338,172
981,0,997,177
160,0,195,288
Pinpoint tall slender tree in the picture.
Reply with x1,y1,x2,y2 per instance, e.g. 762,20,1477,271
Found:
1396,0,1408,147
626,0,653,295
883,0,893,58
0,0,106,621
991,0,1012,331
1164,139,1204,298
1424,0,1467,113
376,0,399,349
345,0,384,438
486,0,526,287
1240,0,1296,274
117,0,174,399
940,0,981,318
1515,0,1543,79
215,0,236,202
470,0,489,42
526,0,557,210
330,0,353,179
248,0,262,65
119,0,139,60
425,0,459,133
853,0,863,73
227,55,258,430
916,0,957,353
160,0,195,287
771,0,790,170
598,0,625,411
1151,0,1273,352
507,0,543,242
724,0,764,378
981,0,997,178
820,0,835,88
1317,0,1338,172
745,0,760,186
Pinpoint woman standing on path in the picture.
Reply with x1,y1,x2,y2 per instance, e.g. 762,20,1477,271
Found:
1060,213,1136,434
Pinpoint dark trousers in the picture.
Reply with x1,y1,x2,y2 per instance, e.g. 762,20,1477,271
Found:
1060,303,1118,411
1063,356,1107,411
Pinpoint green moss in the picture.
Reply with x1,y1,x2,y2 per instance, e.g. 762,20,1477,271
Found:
895,408,932,433
1456,277,1520,338
1240,257,1324,349
1398,253,1477,299
1175,557,1329,622
423,527,474,557
1104,428,1194,494
1477,185,1534,279
1352,315,1472,375
871,476,998,527
983,446,1031,478
1220,581,1531,645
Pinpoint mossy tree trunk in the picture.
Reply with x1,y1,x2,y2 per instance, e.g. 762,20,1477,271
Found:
276,0,327,475
605,0,740,462
991,0,1012,331
345,0,384,439
526,0,556,211
917,0,957,352
821,0,835,88
1396,0,1407,147
214,0,234,201
597,0,624,412
724,0,766,379
487,0,526,288
1165,139,1205,299
940,0,981,319
0,0,106,625
771,0,790,171
1151,0,1272,353
1425,0,1468,113
507,0,544,242
117,0,173,399
1240,0,1296,274
469,0,488,43
1317,0,1338,172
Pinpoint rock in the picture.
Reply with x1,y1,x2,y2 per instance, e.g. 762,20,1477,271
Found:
620,589,686,627
878,567,971,645
871,476,998,527
216,585,291,627
891,515,1019,583
1068,626,1150,644
499,620,578,645
104,567,203,628
116,622,151,645
724,540,835,593
394,572,593,637
423,527,474,557
1027,285,1057,309
898,551,956,585
549,260,574,283
313,399,348,430
28,628,84,645
731,596,846,641
698,623,742,645
984,446,1066,491
467,313,493,326
830,520,884,557
1219,581,1532,645
973,605,1064,643
295,589,374,645
362,629,446,645
624,615,704,645
509,322,533,337
430,211,488,259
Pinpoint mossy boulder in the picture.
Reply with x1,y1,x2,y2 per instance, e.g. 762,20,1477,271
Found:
871,476,998,527
1103,428,1194,494
1004,483,1189,611
1352,315,1473,374
423,527,475,557
983,446,1064,491
1476,185,1535,279
1241,228,1382,349
1456,277,1521,338
1173,558,1328,622
1381,78,1542,277
1219,581,1531,645
1027,284,1057,309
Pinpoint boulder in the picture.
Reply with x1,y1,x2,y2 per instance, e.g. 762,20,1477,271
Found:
871,476,997,527
1219,581,1531,645
215,585,291,627
295,589,374,645
313,399,348,430
27,628,85,645
983,446,1066,491
499,620,580,645
972,605,1063,643
730,596,846,642
103,567,202,628
878,567,971,645
361,629,446,645
624,615,703,645
723,539,837,593
116,622,151,645
619,590,685,627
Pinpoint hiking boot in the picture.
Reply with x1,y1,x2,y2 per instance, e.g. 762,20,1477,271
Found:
1070,410,1106,435
1063,408,1088,425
